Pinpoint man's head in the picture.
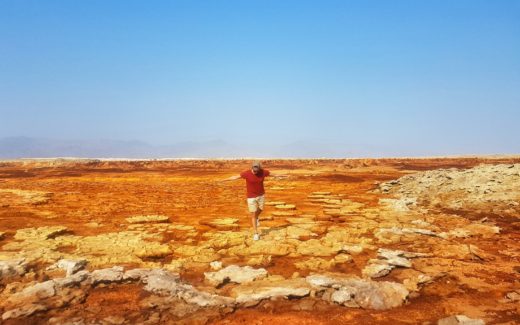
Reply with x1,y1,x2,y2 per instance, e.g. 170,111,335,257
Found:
251,160,262,174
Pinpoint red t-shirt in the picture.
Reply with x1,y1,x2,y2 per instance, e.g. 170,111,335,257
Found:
240,169,270,198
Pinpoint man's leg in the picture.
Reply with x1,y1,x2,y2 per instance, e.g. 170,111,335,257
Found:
251,211,258,234
247,198,259,235
254,208,262,227
255,195,264,228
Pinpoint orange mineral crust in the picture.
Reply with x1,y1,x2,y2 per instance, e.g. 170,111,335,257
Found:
0,157,519,324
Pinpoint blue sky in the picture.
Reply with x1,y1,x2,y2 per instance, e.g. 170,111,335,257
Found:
1,0,519,156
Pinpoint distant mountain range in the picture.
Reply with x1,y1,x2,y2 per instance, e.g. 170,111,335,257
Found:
0,136,368,158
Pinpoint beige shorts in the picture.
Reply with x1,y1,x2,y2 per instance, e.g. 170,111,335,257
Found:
246,195,265,213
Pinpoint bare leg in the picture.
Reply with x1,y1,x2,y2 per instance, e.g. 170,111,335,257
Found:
251,209,262,233
250,211,258,234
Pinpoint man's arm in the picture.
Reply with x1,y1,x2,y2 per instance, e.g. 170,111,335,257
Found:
220,175,241,182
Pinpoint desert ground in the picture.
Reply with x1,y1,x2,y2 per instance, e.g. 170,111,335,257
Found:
0,157,519,324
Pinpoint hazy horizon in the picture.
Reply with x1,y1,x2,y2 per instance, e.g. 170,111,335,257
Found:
1,136,520,159
1,1,519,157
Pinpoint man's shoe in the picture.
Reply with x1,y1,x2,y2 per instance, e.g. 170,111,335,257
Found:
253,233,260,241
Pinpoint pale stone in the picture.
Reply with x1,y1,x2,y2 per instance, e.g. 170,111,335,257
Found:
123,268,156,281
7,280,56,304
47,259,87,276
143,269,234,307
341,245,364,255
331,287,357,306
375,227,437,243
306,274,409,310
0,258,28,278
377,249,414,267
209,261,223,271
204,265,268,286
231,278,310,305
142,269,181,295
2,303,48,320
54,270,90,288
90,266,125,284
306,274,338,287
362,261,394,278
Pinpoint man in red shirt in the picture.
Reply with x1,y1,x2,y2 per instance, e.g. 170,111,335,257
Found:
223,161,287,240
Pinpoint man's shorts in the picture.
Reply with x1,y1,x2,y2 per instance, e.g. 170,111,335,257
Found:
246,195,265,213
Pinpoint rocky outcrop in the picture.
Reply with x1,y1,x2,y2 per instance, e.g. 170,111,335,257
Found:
141,269,234,307
0,258,28,279
0,266,236,321
362,248,430,278
1,270,90,320
306,273,409,310
231,277,310,306
378,163,520,214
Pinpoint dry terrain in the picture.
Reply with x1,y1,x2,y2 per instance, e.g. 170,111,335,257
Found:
0,157,519,324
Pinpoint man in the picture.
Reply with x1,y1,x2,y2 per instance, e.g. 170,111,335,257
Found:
223,160,287,240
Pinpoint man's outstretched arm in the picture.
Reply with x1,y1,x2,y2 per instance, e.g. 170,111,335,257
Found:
221,175,241,182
